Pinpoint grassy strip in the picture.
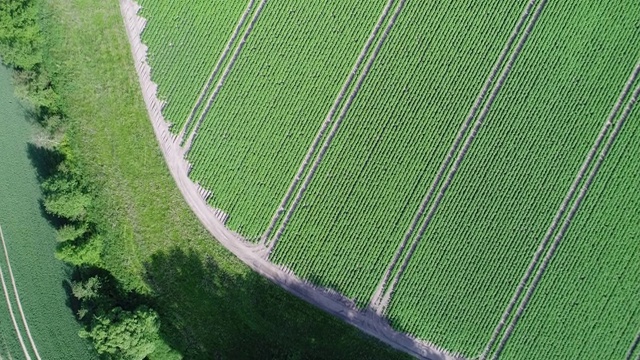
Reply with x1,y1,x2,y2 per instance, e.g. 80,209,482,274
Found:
40,0,410,358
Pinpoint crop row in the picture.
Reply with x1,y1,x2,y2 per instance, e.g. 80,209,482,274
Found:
258,0,399,246
498,82,640,360
179,0,258,144
263,0,405,254
372,0,546,315
386,0,640,356
270,0,526,305
186,0,389,238
481,58,640,360
139,0,248,132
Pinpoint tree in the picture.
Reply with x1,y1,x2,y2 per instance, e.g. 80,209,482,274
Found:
80,306,161,360
0,0,43,70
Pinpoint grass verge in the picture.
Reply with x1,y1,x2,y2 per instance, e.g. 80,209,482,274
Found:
40,0,410,358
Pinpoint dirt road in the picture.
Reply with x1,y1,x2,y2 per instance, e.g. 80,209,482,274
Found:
119,1,461,359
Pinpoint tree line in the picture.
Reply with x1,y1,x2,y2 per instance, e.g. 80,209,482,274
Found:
0,1,173,358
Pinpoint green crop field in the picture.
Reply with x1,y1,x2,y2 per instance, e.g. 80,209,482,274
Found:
386,0,640,355
139,0,249,133
498,85,640,360
133,0,640,358
186,0,389,238
270,0,524,305
0,66,96,360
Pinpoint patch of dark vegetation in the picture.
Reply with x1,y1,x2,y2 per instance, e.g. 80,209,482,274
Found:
1,1,174,358
146,247,402,360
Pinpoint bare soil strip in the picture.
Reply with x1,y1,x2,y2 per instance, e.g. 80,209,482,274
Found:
376,0,548,316
369,0,537,311
0,227,40,360
265,0,406,256
489,80,640,360
479,59,640,360
177,0,256,143
260,0,396,246
182,0,267,154
0,227,31,360
120,1,460,358
626,330,640,360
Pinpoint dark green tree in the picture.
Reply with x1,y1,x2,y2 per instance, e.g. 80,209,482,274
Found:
80,306,161,360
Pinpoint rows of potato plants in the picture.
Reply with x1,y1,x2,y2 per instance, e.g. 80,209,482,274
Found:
269,0,526,305
498,95,640,360
386,0,640,356
186,0,389,238
139,0,248,132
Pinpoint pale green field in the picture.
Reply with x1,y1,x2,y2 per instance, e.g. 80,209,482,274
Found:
0,65,96,359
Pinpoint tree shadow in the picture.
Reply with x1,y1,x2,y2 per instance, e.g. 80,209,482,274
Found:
25,142,63,181
25,142,67,228
62,265,156,326
145,247,409,360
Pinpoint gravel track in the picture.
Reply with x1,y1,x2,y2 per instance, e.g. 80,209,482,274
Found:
182,0,267,153
177,0,257,143
489,80,640,360
0,226,31,360
120,1,460,358
369,0,538,312
376,0,548,316
260,0,397,247
479,59,640,360
265,0,406,256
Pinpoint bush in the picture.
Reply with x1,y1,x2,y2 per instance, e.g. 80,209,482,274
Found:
80,306,161,360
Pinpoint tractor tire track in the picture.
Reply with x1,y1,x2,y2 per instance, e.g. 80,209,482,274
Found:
369,0,537,311
0,228,30,360
260,0,397,246
479,59,640,360
627,330,640,360
0,227,40,360
376,0,549,315
265,0,406,256
490,81,640,360
178,0,257,143
182,0,267,153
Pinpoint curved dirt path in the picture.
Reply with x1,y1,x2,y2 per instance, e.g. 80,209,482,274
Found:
119,1,459,359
